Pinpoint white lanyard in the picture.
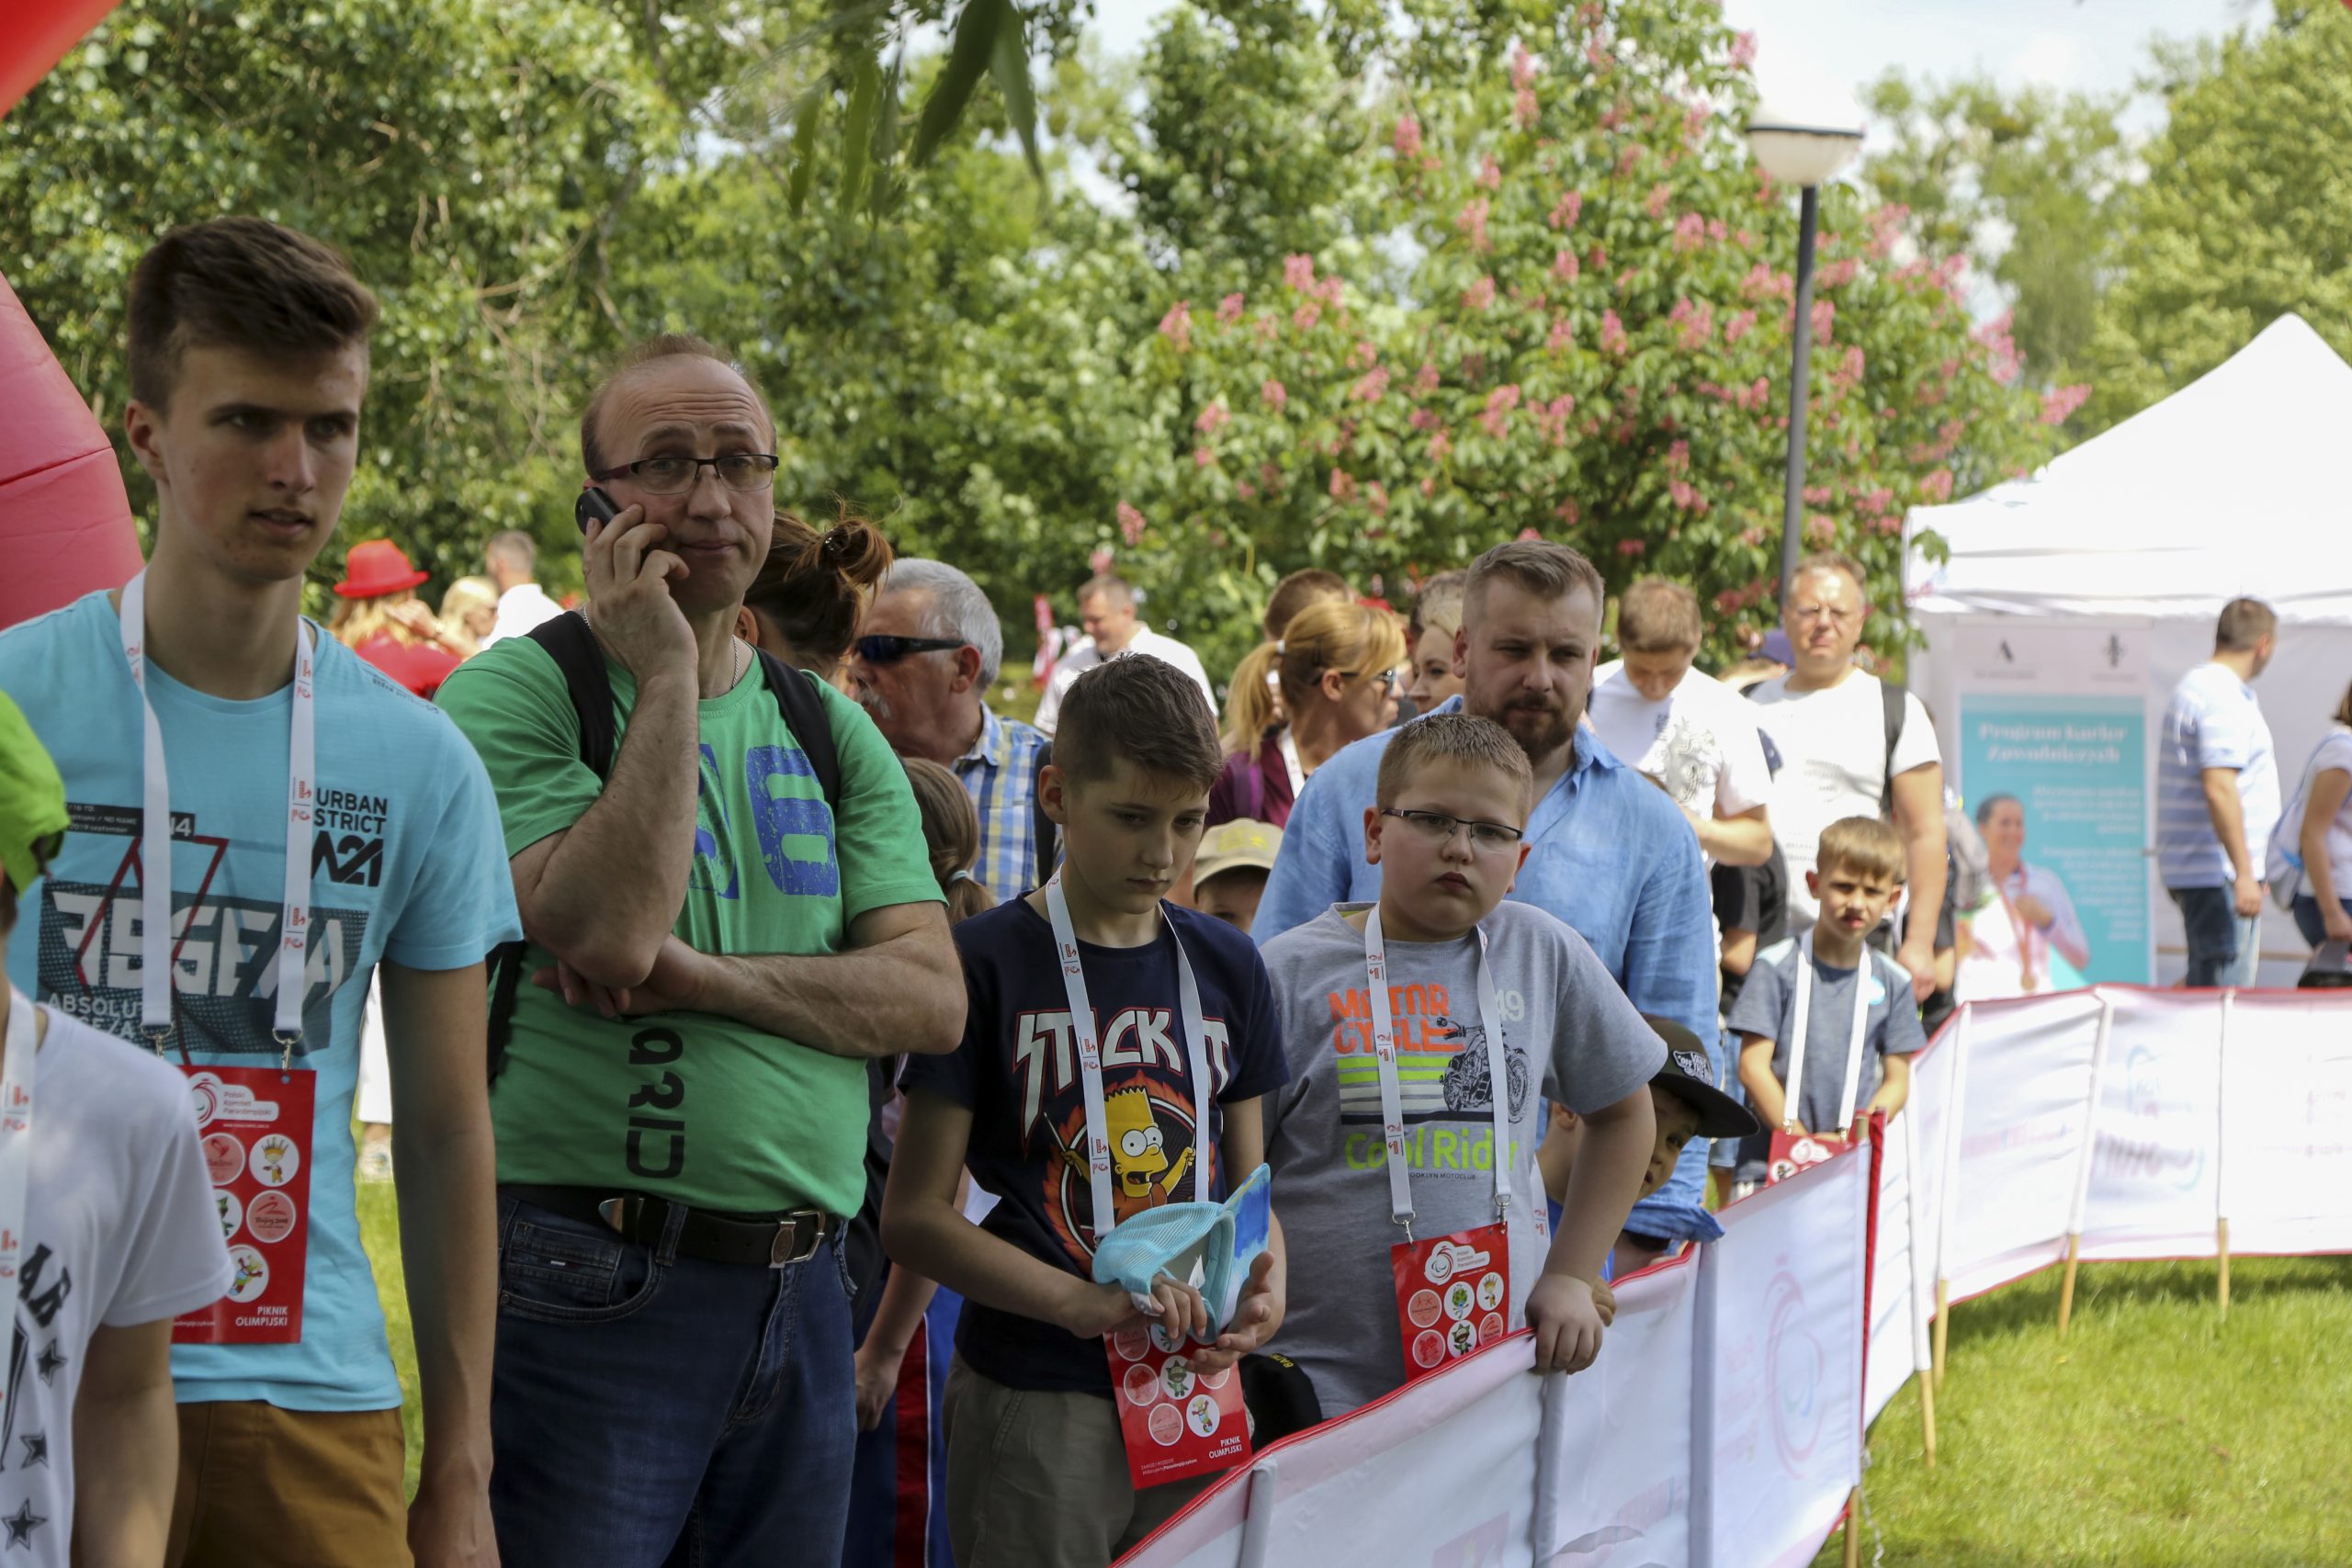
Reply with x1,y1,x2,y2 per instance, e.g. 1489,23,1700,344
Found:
1363,908,1510,1237
1043,879,1213,1239
1782,931,1874,1133
1276,730,1306,799
119,570,318,1065
0,991,40,1407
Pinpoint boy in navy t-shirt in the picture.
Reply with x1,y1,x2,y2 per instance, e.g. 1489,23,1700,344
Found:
888,656,1290,1568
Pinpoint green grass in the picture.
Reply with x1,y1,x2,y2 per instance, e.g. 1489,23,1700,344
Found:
1816,1257,2352,1567
358,1190,2350,1553
356,1180,424,1499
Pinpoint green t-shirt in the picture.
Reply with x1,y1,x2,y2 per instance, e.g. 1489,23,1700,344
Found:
437,636,940,1217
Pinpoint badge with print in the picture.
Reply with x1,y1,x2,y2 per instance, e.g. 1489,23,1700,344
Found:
1765,1128,1847,1186
1390,1220,1511,1382
174,1065,313,1343
1105,1321,1251,1490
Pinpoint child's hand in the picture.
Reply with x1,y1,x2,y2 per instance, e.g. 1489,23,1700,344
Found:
1057,1276,1144,1340
1145,1273,1211,1343
1589,1276,1618,1327
1193,1253,1282,1373
1526,1271,1606,1375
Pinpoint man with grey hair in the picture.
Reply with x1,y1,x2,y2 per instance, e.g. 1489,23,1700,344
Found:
1033,572,1214,738
481,527,562,646
854,558,1057,899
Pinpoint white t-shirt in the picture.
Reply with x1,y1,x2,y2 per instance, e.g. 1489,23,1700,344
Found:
1750,670,1941,926
1034,625,1216,737
2158,661,2280,890
481,581,564,648
1587,661,1772,866
1,1002,232,1565
2270,726,2352,898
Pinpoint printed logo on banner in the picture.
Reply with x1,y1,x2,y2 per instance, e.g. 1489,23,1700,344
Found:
2098,1045,2204,1191
1765,1265,1826,1471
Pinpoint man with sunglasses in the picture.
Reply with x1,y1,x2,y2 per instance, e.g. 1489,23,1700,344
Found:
854,559,1058,902
1253,540,1716,1275
435,334,963,1568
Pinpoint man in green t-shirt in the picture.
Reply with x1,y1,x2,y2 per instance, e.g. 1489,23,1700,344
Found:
435,332,961,1568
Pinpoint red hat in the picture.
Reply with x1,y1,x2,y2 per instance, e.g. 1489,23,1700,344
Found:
334,539,430,599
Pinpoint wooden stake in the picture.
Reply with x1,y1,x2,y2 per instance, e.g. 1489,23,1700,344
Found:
1919,1358,1939,1468
1842,1488,1862,1568
2056,1234,2083,1337
1932,1280,1950,1389
2217,1217,2232,1322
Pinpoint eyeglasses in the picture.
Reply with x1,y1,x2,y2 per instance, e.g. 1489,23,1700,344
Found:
1787,603,1860,626
591,453,780,494
852,635,967,666
1379,807,1524,853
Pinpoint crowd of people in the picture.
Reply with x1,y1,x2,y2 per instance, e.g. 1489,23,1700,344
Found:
2,214,2348,1568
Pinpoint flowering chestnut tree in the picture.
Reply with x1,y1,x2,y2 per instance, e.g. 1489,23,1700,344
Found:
1118,0,2059,668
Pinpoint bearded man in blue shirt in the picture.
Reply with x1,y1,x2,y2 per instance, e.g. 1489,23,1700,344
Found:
1253,538,1716,1269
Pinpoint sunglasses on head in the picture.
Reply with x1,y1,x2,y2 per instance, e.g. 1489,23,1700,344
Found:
852,635,967,665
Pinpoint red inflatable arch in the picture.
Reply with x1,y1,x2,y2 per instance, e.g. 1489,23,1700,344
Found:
0,269,141,630
1,4,140,631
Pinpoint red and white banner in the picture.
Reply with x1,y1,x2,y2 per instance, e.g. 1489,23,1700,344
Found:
1121,987,2352,1568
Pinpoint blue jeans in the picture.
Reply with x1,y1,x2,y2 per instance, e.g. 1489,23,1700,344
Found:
2292,893,2342,950
2172,886,2263,987
488,1192,857,1568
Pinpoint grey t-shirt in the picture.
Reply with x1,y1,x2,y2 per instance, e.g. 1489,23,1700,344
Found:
1725,938,1926,1144
1260,901,1663,1416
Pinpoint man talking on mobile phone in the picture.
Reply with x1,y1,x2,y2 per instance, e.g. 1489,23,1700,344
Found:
435,333,964,1568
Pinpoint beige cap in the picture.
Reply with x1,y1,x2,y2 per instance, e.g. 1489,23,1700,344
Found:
1194,818,1283,886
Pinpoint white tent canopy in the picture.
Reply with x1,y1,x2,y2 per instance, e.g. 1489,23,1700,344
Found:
1905,312,2352,985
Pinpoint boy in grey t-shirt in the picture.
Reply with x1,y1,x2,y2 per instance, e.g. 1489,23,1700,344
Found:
1725,816,1926,1183
1260,716,1663,1416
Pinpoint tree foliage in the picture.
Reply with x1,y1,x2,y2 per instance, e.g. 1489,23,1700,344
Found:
3,0,2058,679
2077,0,2352,433
1858,70,2128,390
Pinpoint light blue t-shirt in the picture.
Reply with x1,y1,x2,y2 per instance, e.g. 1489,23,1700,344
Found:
2,591,521,1412
2157,661,2279,890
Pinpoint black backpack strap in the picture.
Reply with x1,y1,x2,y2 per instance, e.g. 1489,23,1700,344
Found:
1879,678,1906,817
1032,739,1057,889
756,649,842,811
489,613,619,1087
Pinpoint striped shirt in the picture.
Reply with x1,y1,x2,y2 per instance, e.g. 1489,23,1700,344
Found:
956,706,1056,903
2157,662,2279,889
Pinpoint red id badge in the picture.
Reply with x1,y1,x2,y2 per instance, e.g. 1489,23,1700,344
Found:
176,1066,314,1343
1106,1319,1251,1490
1391,1222,1510,1382
1766,1129,1848,1187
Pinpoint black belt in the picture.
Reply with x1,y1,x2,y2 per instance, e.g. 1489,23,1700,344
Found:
503,1184,834,1269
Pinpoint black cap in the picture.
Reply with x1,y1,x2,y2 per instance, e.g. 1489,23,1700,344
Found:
1642,1016,1761,1139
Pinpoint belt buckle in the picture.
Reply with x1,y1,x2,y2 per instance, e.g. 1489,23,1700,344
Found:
768,1213,820,1268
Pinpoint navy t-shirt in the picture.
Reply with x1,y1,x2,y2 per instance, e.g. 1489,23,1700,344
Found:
901,897,1290,1394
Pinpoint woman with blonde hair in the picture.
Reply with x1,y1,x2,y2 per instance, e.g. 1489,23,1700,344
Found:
735,503,895,694
1210,599,1407,828
437,575,499,655
1403,569,1468,716
327,539,469,697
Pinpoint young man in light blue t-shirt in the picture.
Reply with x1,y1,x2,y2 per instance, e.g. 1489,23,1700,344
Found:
0,218,519,1568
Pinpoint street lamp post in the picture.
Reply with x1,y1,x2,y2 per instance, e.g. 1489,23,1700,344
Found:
1747,107,1864,603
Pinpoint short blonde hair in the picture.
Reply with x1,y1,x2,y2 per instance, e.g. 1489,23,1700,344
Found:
1375,713,1534,814
1815,816,1905,885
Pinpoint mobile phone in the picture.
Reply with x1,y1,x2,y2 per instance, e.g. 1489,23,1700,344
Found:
575,486,621,534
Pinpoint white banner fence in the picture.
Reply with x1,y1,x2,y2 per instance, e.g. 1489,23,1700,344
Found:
1118,986,2352,1568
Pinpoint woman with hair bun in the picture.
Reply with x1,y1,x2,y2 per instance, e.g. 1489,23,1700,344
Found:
1209,599,1407,829
736,502,896,693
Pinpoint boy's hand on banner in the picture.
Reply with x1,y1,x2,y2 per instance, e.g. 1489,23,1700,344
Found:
1193,1253,1282,1373
1527,1271,1605,1375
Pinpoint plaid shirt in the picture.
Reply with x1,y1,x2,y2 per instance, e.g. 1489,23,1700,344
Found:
956,707,1055,902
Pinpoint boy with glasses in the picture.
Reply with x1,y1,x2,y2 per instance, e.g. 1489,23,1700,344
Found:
1259,714,1661,1416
